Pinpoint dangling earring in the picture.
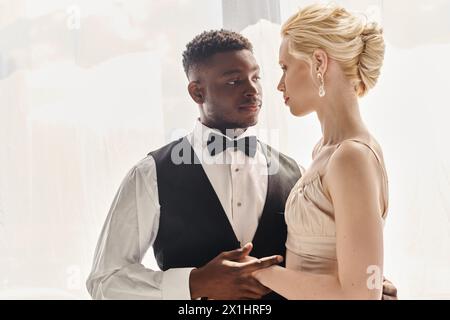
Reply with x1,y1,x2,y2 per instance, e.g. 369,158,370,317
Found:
317,72,326,97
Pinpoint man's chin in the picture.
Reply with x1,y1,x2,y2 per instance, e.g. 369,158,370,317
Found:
247,118,258,128
223,113,259,130
242,112,260,127
237,117,258,129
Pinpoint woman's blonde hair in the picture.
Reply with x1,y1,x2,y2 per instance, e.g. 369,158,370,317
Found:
281,3,385,97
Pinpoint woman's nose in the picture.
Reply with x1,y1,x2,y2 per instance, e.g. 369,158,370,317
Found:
277,78,285,92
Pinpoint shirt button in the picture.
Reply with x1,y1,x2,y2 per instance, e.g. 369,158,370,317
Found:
237,202,242,207
235,168,239,172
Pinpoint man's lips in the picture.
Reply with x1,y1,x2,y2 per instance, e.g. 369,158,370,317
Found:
238,101,262,110
284,97,290,104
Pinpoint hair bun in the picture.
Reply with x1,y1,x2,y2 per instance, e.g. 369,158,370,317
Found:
357,22,385,96
281,4,386,97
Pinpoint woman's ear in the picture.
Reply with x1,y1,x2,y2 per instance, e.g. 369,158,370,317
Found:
187,81,205,105
312,49,328,76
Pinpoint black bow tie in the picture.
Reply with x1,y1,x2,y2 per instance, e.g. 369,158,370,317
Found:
206,133,257,157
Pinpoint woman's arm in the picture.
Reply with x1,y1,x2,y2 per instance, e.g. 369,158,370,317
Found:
254,141,385,299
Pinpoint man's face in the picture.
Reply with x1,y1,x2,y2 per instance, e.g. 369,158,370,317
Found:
191,49,263,130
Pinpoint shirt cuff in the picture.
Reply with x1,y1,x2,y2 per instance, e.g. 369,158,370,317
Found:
161,267,195,300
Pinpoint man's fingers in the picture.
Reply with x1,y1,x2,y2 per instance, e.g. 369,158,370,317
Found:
382,280,398,297
259,255,283,263
241,242,253,256
382,294,398,301
222,243,253,261
241,255,283,271
245,278,272,296
241,289,264,300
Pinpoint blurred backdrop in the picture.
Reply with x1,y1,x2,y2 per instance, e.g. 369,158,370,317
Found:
1,0,449,299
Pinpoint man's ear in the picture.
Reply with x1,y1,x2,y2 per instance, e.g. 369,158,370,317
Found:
312,49,328,76
188,81,205,105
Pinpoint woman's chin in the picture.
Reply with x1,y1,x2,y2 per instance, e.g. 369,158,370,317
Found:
289,106,311,117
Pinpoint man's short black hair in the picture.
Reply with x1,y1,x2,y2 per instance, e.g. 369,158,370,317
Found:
182,29,253,77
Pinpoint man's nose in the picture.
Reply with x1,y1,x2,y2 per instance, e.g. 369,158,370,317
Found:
244,79,260,97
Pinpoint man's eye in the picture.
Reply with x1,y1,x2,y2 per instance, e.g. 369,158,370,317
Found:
253,76,261,81
227,80,239,85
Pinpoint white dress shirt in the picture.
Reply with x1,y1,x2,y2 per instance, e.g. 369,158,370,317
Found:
86,120,269,299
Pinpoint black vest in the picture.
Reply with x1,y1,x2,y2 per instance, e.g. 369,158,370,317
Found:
150,137,301,298
150,136,301,266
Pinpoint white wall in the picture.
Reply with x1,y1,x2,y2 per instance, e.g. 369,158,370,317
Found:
1,0,449,299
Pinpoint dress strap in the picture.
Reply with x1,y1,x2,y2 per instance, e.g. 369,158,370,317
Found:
342,139,383,166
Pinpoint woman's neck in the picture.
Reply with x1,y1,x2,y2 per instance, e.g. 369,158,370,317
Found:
316,91,367,146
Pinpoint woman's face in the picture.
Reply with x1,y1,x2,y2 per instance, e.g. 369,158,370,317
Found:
277,37,319,117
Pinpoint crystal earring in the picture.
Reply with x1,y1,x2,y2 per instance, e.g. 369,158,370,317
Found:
317,73,326,97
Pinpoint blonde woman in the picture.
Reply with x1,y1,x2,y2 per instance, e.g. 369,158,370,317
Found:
253,4,390,299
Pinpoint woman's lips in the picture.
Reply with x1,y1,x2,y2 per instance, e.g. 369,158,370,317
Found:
284,97,290,104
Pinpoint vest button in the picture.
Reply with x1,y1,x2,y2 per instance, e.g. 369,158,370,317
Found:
237,202,242,207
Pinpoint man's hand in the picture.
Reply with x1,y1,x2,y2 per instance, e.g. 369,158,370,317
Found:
382,277,398,300
189,243,283,300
